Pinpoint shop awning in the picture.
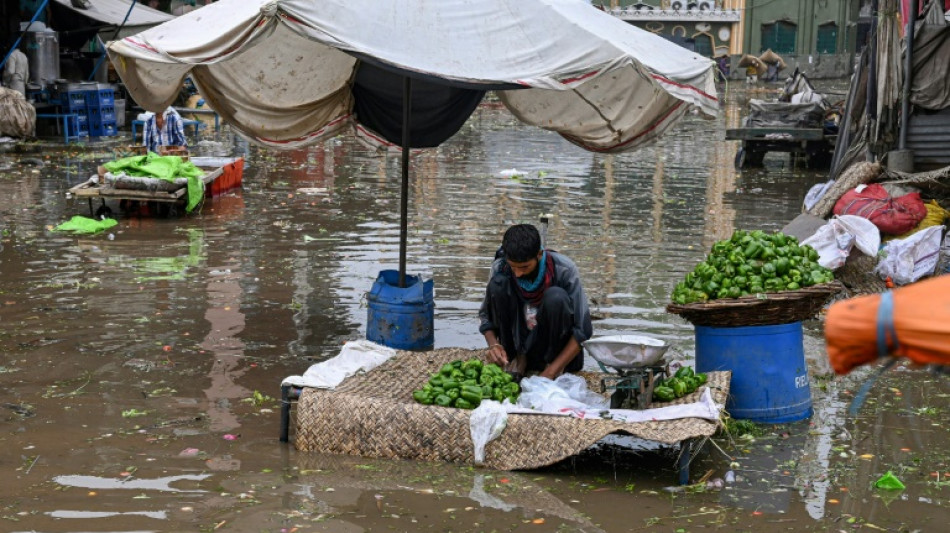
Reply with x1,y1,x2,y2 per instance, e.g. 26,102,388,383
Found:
106,0,719,151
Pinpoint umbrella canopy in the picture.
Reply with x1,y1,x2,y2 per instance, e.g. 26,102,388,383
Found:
106,0,718,153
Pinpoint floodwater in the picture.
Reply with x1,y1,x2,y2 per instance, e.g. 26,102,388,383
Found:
2,83,949,532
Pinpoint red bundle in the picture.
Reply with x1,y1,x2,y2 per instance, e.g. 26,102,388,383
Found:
833,183,926,235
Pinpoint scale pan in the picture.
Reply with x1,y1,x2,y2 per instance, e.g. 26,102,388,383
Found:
582,335,669,369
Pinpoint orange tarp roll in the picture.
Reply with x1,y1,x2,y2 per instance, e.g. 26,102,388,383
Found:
825,275,950,374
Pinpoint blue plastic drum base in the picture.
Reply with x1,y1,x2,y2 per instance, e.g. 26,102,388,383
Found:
695,322,812,424
366,270,434,351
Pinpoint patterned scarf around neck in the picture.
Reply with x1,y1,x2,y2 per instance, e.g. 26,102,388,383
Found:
509,250,555,306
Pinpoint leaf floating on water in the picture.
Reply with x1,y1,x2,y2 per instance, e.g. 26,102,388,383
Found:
874,471,906,490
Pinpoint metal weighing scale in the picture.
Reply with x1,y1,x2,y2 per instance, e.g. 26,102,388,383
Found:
583,335,672,410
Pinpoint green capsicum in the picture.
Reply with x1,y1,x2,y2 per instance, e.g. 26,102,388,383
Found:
653,386,676,402
675,366,694,379
671,379,687,398
460,387,483,405
413,390,433,405
434,394,452,407
493,388,506,402
775,257,790,276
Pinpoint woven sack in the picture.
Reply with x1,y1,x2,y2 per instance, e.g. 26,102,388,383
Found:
0,87,35,137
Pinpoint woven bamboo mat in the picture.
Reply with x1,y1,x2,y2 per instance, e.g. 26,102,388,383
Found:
293,348,731,470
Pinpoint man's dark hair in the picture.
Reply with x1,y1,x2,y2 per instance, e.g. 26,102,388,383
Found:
501,224,541,262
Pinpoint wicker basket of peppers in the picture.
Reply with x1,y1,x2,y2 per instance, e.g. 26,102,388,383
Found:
666,229,843,327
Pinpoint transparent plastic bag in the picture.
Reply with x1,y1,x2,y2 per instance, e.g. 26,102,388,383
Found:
469,400,508,465
517,374,608,412
554,373,609,409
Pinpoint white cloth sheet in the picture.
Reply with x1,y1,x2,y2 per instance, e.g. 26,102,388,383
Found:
281,339,396,389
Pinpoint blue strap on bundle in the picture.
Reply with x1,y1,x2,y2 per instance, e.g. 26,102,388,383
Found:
848,291,899,417
876,290,899,358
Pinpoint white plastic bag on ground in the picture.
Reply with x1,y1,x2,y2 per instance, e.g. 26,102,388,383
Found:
515,374,609,413
517,376,590,412
470,400,508,465
554,373,609,409
874,225,945,285
801,215,881,270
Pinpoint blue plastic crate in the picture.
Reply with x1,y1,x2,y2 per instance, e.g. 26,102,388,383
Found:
66,114,79,135
60,91,87,112
63,115,89,139
89,106,116,123
89,120,117,137
85,89,115,107
55,104,89,127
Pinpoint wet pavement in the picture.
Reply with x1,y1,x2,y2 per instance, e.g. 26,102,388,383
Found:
2,83,949,532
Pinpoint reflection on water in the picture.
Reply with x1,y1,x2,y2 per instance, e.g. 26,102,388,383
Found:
288,453,606,531
47,510,167,519
53,474,210,492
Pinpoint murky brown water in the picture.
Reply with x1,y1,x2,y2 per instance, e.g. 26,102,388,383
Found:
2,83,948,532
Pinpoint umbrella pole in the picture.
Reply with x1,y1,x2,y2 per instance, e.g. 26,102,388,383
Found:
399,76,412,288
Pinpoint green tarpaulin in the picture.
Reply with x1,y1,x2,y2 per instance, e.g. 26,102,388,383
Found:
103,152,205,212
54,216,119,234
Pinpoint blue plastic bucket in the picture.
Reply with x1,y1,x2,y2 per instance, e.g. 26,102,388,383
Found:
366,270,434,350
694,322,812,423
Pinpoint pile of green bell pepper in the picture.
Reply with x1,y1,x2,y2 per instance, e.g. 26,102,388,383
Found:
412,358,520,409
670,229,835,305
652,366,708,402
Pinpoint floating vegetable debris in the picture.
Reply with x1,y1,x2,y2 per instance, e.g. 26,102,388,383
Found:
874,471,906,491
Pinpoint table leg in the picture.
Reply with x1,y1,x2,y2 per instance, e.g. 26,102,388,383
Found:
677,438,696,485
279,385,301,443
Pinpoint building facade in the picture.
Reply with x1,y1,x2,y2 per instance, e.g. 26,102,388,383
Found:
609,1,743,57
606,0,862,79
741,0,859,58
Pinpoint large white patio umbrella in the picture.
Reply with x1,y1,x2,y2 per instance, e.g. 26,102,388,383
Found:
107,0,719,285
